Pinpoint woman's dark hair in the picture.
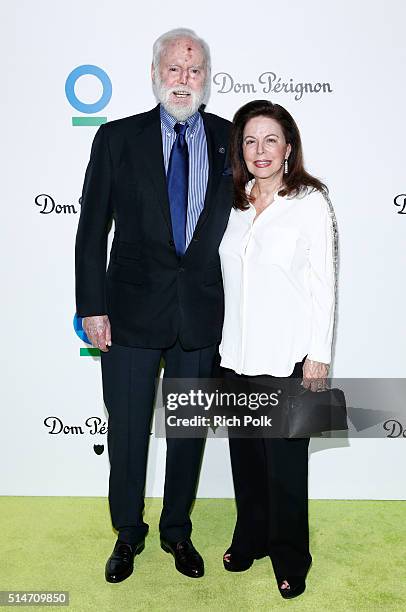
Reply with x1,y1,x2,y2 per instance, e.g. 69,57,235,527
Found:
230,100,328,209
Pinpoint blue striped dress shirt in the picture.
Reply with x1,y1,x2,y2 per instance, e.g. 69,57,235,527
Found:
160,104,209,248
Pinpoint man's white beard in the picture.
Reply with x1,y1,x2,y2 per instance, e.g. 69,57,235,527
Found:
152,73,207,122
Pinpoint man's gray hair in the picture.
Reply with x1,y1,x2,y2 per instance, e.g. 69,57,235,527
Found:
152,28,211,74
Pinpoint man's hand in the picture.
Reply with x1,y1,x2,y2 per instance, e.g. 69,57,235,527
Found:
83,315,111,352
302,358,329,392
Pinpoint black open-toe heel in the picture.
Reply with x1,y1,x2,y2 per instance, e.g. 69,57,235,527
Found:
277,576,306,599
223,548,254,572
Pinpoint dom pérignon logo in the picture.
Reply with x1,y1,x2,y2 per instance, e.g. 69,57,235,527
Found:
394,194,406,214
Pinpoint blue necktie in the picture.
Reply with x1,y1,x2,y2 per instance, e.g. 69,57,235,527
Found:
167,122,189,256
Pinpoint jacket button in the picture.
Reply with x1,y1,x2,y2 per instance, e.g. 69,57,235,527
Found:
169,239,174,246
179,267,185,273
193,237,199,242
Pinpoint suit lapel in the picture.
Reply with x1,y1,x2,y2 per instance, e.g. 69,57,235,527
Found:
134,105,173,234
190,111,227,239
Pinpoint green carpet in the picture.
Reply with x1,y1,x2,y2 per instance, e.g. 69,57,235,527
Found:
1,498,405,611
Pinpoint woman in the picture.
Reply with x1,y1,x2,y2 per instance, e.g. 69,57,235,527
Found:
218,100,337,599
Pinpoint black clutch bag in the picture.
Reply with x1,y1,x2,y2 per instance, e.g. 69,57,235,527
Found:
281,386,347,438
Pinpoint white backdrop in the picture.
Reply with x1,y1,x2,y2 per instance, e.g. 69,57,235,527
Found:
1,0,406,499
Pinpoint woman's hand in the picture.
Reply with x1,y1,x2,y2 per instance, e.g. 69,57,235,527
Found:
302,358,329,392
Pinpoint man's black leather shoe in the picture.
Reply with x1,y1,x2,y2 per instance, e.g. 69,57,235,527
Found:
160,538,204,578
105,539,145,583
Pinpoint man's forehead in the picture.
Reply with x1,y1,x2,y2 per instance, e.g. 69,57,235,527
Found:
162,38,204,61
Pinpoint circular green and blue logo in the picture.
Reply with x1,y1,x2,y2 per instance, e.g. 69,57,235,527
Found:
65,64,112,126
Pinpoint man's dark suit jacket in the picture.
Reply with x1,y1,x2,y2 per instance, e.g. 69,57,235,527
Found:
75,104,232,349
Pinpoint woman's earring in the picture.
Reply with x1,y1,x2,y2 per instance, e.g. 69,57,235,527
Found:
284,158,289,175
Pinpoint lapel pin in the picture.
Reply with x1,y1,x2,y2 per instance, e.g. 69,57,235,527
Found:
218,146,225,154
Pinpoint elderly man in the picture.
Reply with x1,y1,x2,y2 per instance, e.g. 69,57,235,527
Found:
75,28,232,583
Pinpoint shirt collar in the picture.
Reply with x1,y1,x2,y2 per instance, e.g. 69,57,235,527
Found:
245,179,255,195
245,178,286,201
159,104,201,137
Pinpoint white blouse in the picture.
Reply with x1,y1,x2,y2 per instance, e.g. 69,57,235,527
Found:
218,181,337,377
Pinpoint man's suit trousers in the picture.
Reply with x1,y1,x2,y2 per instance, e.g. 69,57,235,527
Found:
100,340,217,544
